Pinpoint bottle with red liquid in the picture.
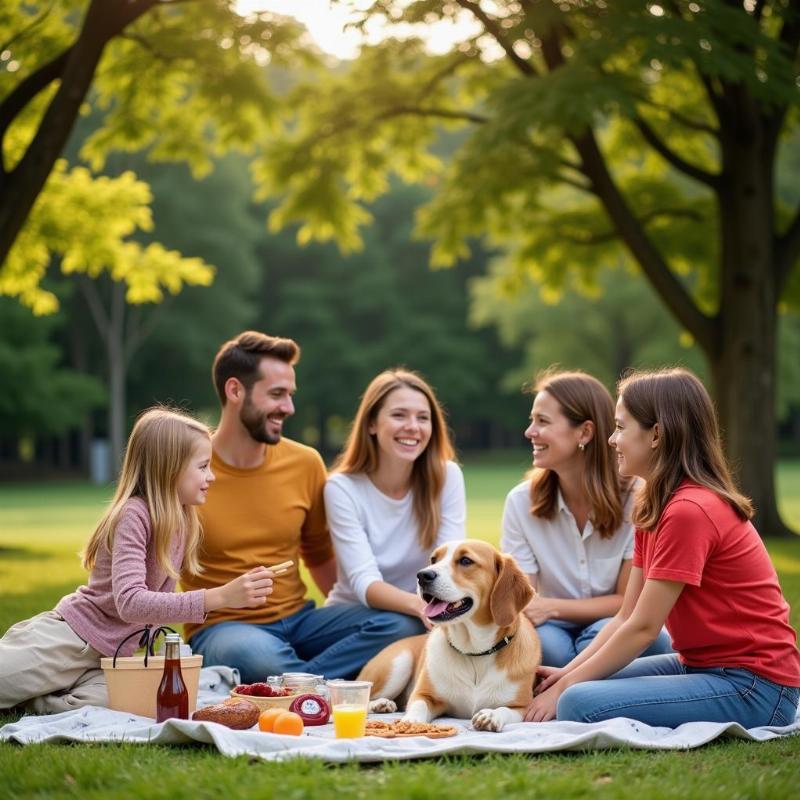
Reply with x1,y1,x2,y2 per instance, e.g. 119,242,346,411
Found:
156,633,188,722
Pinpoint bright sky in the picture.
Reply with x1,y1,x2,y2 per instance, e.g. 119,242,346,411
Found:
236,1,480,60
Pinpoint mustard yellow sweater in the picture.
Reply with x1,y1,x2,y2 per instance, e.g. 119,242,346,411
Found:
182,438,332,639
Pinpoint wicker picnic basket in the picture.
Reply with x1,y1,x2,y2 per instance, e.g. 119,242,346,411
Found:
100,625,202,719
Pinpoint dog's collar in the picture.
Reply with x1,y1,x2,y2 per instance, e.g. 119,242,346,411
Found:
446,633,514,657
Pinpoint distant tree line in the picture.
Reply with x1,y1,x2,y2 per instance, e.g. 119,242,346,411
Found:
2,143,799,479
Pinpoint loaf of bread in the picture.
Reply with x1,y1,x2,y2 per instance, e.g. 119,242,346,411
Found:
192,699,259,729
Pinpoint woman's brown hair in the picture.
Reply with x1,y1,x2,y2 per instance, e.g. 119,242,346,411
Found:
528,369,627,538
333,369,455,550
617,368,753,530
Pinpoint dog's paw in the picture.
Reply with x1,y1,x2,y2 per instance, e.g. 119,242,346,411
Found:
471,708,505,732
369,698,397,714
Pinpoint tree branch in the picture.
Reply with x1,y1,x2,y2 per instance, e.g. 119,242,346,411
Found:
0,47,73,172
574,130,718,355
560,208,706,245
454,0,537,77
532,19,716,353
662,0,725,122
763,2,800,143
118,32,180,63
0,2,57,53
78,275,110,339
554,173,593,193
414,52,475,104
634,116,721,189
126,297,171,360
377,106,487,125
0,0,163,261
635,96,718,135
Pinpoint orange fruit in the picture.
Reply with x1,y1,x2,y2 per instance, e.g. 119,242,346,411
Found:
272,710,304,736
258,707,286,732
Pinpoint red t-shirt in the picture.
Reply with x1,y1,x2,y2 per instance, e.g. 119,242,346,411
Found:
633,481,800,687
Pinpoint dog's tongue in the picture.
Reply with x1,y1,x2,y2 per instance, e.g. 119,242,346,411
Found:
424,599,450,618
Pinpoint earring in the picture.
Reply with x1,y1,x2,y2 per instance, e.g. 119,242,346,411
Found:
578,442,585,452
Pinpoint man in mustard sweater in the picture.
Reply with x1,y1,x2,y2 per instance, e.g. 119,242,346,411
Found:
181,331,421,682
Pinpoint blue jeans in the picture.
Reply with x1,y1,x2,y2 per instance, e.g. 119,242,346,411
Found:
557,654,800,728
537,618,673,668
189,601,425,684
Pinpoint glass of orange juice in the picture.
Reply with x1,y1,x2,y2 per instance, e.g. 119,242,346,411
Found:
326,680,372,738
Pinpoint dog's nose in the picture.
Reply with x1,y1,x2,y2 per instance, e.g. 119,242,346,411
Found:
417,569,437,587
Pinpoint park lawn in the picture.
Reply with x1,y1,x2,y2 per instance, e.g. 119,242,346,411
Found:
1,456,799,799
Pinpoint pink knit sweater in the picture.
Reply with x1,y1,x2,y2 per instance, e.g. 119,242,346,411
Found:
57,497,206,657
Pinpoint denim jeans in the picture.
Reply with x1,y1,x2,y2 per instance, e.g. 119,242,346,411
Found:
557,653,800,728
189,601,425,684
537,618,673,668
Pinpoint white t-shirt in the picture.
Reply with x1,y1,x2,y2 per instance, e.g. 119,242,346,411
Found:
501,480,635,600
324,461,466,606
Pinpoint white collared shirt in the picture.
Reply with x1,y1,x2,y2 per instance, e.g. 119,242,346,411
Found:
501,481,635,599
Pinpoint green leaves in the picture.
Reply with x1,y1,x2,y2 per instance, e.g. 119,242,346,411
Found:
0,1,310,312
0,161,213,313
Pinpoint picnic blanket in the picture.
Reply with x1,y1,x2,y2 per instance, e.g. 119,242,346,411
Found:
1,667,798,763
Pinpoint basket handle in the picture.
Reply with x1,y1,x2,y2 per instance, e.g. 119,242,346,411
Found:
147,625,178,658
110,624,179,668
112,626,152,668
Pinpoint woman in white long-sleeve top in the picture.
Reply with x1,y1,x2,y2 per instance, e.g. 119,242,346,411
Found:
324,368,466,633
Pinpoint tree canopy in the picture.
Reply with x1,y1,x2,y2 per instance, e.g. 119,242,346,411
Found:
0,0,308,311
255,0,800,535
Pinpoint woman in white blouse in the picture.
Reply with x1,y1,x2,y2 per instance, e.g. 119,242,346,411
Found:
324,368,466,632
502,369,671,667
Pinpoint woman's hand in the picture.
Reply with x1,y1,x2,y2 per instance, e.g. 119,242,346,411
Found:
524,682,564,722
523,595,557,626
207,566,274,611
534,665,567,695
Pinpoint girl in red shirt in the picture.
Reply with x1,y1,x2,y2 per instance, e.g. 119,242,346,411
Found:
526,368,800,728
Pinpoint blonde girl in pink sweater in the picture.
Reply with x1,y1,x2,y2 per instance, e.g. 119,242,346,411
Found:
0,407,274,714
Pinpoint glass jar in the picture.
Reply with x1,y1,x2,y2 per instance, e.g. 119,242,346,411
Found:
282,672,324,695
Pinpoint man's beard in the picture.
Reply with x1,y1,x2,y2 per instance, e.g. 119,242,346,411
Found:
240,396,284,445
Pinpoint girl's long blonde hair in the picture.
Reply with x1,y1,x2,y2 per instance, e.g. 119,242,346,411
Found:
527,369,629,538
617,368,753,530
82,406,210,579
333,369,455,551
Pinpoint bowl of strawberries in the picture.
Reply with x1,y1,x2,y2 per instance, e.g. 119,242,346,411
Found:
230,682,299,711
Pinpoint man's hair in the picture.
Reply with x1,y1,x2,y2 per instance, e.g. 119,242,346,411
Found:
213,331,300,404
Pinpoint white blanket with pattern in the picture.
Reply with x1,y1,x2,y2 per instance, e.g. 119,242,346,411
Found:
1,667,797,762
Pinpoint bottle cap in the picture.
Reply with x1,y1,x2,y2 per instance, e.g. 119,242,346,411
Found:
164,633,182,644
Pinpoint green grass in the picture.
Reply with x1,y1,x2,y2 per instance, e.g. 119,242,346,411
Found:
1,455,799,799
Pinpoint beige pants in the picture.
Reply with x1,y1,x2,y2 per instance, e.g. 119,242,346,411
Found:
0,609,108,713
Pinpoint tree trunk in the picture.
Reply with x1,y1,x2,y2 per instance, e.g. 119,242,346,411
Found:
712,101,794,537
0,0,157,264
107,282,127,473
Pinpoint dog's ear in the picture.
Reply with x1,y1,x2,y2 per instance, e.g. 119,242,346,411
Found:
489,553,534,628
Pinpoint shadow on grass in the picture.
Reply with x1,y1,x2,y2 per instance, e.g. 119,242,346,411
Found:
0,546,56,561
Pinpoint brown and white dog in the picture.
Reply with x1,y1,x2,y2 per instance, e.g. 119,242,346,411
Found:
358,539,541,731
